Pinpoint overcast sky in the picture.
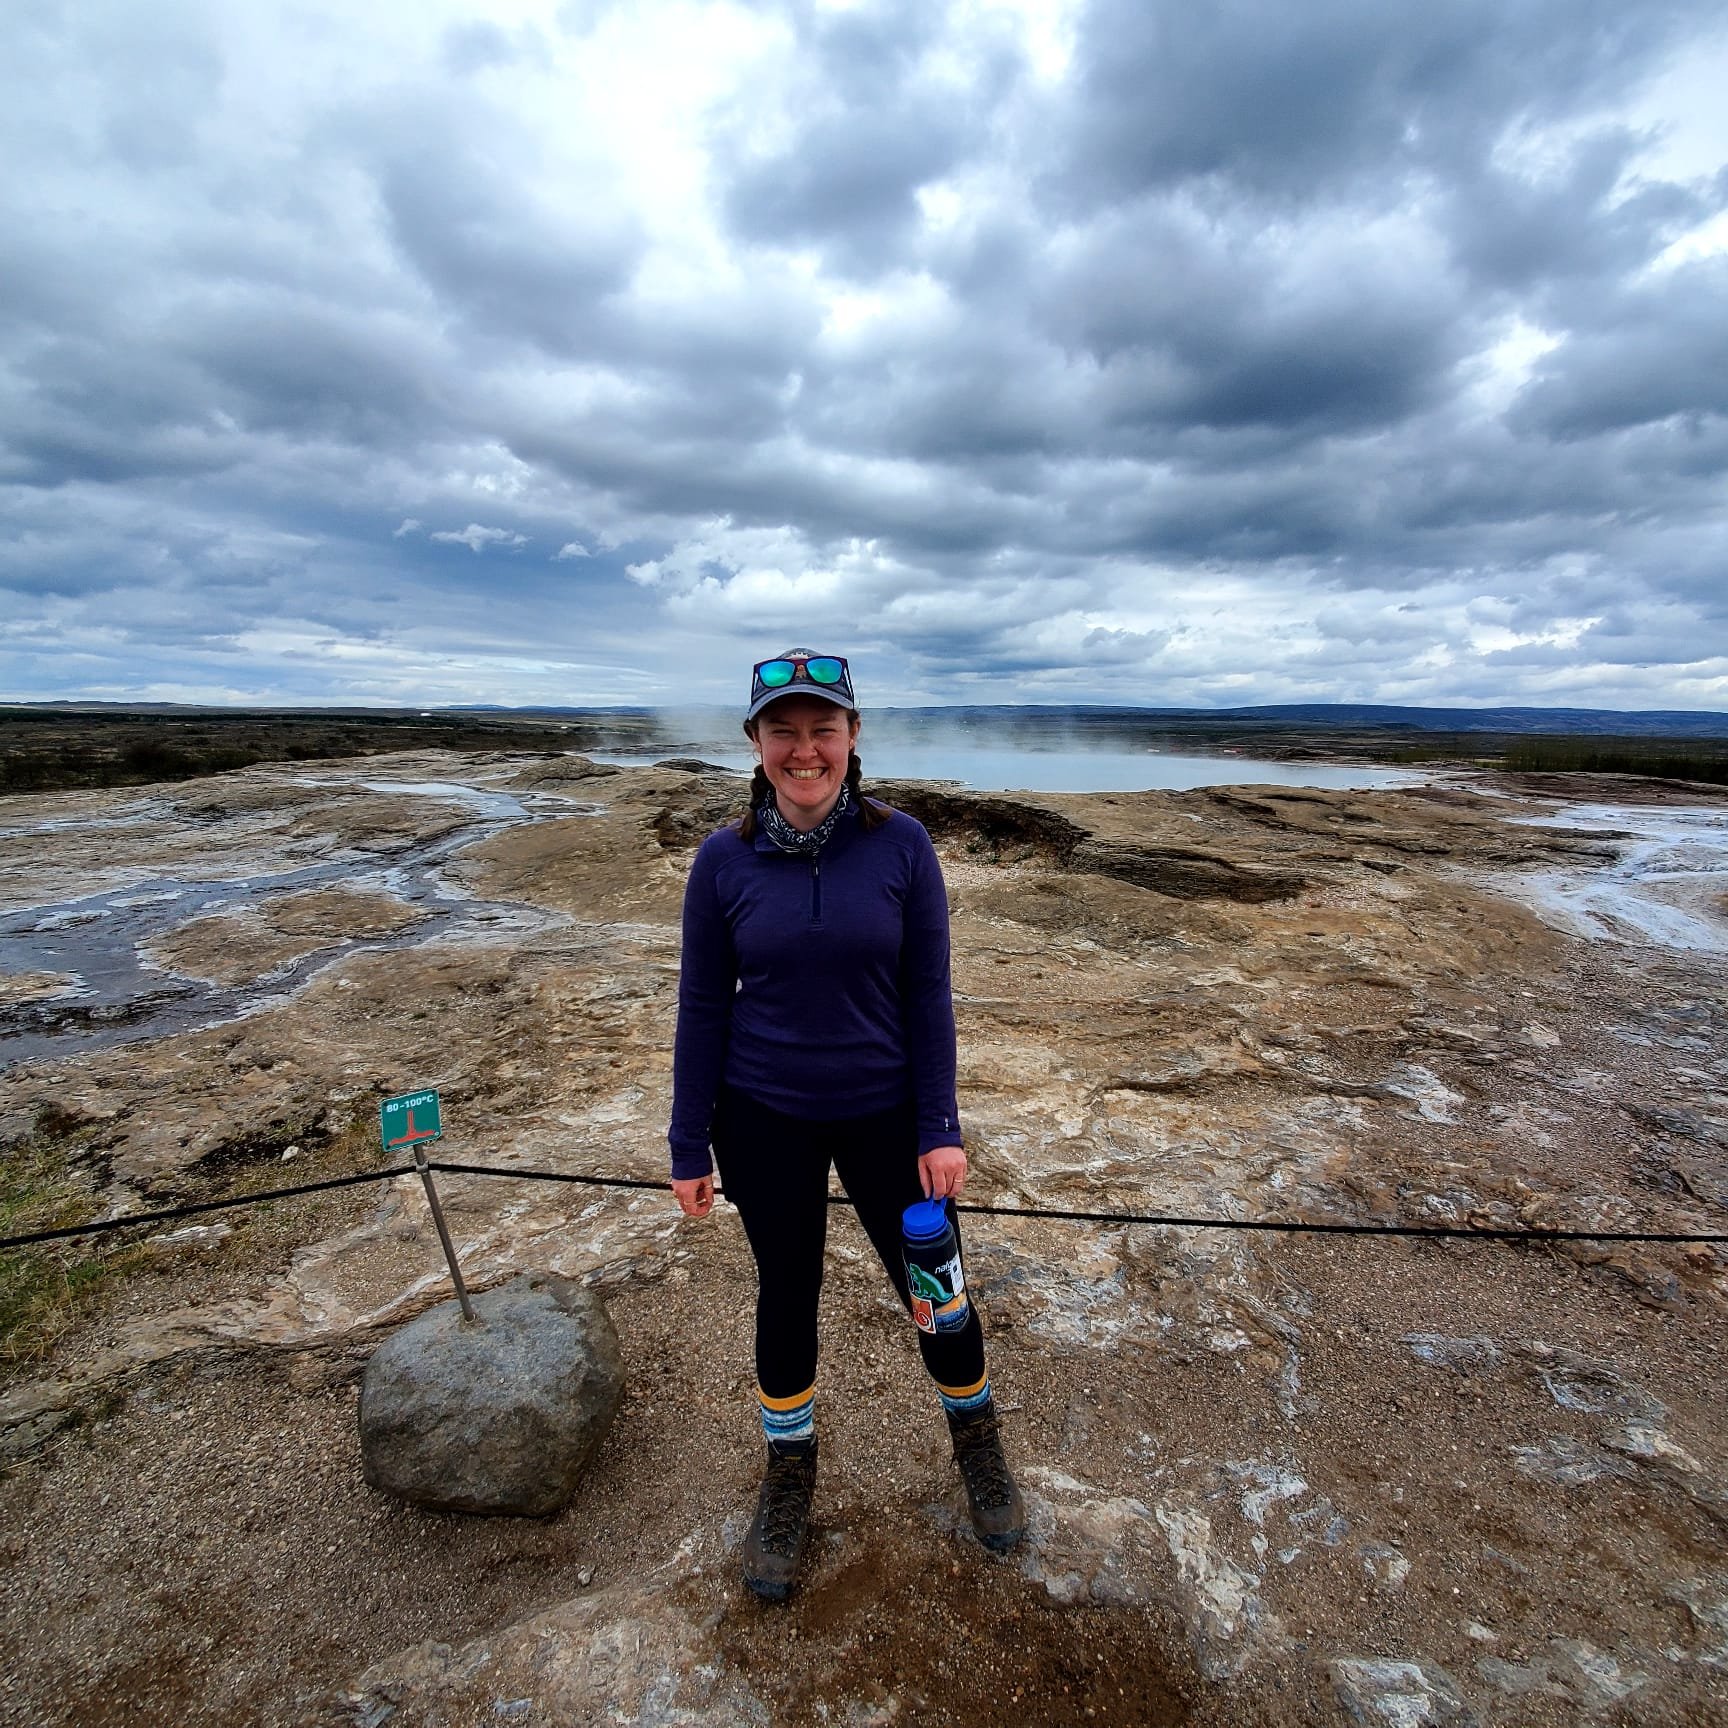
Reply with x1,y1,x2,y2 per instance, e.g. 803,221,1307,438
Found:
4,0,1726,712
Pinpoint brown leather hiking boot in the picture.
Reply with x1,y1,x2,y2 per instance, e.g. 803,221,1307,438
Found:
948,1406,1025,1553
741,1438,818,1601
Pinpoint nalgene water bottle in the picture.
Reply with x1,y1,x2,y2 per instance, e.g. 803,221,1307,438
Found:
901,1196,971,1335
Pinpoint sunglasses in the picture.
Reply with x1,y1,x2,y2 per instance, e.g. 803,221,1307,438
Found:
751,655,853,702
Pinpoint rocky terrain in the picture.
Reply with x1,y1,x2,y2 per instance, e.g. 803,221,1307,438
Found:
1,749,1725,1726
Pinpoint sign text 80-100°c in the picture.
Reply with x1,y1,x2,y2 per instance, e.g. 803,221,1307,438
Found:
380,1090,442,1149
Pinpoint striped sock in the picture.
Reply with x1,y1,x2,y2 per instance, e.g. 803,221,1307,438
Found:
936,1374,993,1419
758,1384,816,1453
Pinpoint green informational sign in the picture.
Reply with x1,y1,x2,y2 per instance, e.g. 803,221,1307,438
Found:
380,1089,443,1150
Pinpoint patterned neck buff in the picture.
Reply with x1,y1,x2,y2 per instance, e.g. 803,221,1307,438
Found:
758,780,852,854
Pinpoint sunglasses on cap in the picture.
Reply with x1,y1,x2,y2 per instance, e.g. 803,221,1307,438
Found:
749,653,854,709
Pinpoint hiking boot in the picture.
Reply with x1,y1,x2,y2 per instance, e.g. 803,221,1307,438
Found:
741,1437,818,1602
948,1405,1025,1553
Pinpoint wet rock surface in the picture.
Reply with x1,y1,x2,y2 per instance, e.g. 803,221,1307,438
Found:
1,750,1725,1726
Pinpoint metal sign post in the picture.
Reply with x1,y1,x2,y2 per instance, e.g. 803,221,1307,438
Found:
381,1089,475,1324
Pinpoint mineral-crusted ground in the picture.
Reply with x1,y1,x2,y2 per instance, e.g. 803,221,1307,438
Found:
1,750,1724,1727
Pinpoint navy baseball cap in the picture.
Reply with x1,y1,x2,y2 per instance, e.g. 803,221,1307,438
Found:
745,650,856,723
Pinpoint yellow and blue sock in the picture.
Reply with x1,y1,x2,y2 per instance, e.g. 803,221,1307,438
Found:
758,1384,816,1454
936,1373,992,1421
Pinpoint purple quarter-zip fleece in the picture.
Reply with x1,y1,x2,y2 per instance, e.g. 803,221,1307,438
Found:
668,801,962,1180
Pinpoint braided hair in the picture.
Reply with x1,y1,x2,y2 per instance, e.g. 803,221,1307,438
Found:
847,746,892,832
738,763,772,840
739,711,890,839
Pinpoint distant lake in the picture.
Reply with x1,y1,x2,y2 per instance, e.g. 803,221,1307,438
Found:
589,740,1420,794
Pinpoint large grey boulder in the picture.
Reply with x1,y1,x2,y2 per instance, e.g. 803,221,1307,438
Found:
359,1272,624,1516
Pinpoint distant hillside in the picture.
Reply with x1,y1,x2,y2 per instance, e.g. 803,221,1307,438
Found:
1203,704,1728,737
12,699,1727,739
854,703,1728,739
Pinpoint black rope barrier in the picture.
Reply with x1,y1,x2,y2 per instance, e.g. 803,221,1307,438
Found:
432,1162,671,1196
424,1159,1728,1247
0,1165,413,1251
4,1157,1723,1255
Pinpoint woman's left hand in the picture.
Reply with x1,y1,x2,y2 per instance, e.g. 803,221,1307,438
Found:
919,1144,967,1201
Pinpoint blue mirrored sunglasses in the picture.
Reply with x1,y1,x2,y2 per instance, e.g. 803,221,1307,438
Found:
751,655,852,701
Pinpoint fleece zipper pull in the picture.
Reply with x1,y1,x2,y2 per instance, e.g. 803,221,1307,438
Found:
809,854,822,921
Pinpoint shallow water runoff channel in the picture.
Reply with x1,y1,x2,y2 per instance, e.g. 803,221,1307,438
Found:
2,756,1725,1076
0,776,580,1069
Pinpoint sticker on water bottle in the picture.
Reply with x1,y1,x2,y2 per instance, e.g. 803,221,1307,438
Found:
908,1252,969,1334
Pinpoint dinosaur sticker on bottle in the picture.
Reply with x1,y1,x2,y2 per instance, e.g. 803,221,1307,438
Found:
902,1197,971,1335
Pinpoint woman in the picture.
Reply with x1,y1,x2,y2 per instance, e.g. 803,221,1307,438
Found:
669,648,1025,1602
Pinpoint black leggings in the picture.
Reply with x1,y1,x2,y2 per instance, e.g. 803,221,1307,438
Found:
712,1085,988,1403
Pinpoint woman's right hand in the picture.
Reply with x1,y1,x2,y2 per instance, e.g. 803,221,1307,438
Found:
672,1175,715,1218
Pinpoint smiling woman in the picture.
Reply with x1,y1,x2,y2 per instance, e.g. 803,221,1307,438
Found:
666,647,1026,1603
752,696,855,827
735,650,886,840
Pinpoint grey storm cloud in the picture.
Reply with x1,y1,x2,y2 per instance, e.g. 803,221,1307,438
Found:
1512,257,1728,435
1,0,1725,710
373,120,646,356
1050,0,1711,203
718,0,1017,270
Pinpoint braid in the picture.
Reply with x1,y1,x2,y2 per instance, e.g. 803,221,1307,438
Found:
850,749,891,831
739,764,772,840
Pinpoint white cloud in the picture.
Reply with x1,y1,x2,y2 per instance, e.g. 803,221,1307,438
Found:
428,524,530,554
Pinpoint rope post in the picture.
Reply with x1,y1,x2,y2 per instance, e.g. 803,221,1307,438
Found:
412,1142,476,1323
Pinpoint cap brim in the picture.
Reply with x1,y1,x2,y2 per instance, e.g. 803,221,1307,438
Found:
745,684,855,723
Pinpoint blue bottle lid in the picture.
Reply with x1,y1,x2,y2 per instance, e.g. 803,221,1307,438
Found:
902,1196,951,1242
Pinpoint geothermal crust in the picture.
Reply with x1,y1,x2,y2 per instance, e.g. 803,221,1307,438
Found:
0,750,1725,1727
